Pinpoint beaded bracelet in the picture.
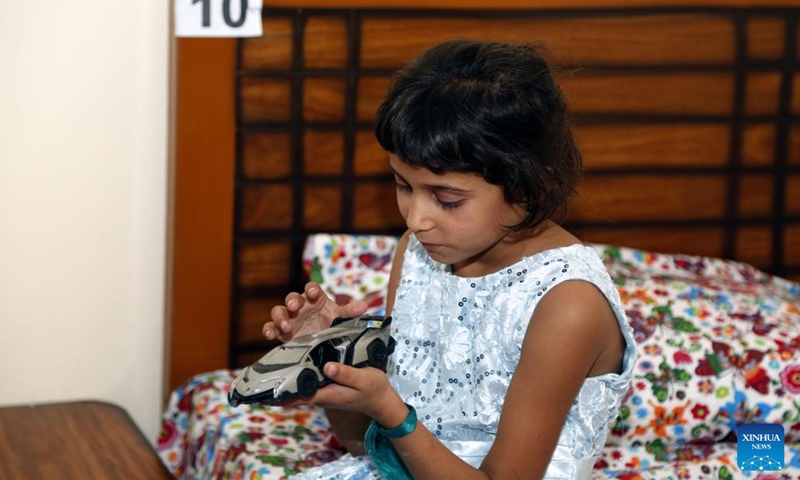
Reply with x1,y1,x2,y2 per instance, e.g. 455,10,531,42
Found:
375,403,417,438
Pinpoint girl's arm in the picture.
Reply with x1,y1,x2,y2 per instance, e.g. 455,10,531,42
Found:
316,278,624,480
321,231,410,455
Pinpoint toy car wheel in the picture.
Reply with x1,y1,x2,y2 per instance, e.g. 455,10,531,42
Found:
367,339,388,369
297,369,319,398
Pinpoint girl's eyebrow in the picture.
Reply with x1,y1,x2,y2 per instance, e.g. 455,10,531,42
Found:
390,166,470,193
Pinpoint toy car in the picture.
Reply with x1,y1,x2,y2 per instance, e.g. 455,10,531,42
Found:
228,315,396,406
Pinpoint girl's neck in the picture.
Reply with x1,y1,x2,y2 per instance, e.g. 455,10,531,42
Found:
451,221,580,277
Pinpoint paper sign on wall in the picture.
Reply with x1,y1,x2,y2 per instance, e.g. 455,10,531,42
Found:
175,0,263,37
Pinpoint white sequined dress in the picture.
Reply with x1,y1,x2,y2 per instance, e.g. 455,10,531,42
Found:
292,234,636,480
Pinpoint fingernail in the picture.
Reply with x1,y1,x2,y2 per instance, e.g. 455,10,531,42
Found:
287,299,297,308
325,363,337,376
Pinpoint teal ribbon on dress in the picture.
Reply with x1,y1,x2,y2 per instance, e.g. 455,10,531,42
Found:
364,419,414,480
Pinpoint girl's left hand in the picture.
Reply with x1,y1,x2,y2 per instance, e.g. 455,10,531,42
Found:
308,363,407,426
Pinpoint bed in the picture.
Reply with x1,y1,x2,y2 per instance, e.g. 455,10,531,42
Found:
164,2,800,479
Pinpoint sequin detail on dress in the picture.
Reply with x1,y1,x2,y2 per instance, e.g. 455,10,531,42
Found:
291,234,636,480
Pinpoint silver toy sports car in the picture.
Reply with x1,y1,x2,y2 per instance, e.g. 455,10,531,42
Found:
228,315,395,406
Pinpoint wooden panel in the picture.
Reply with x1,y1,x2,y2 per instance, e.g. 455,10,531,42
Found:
746,72,781,116
357,77,392,122
357,73,736,120
747,17,785,60
241,185,293,231
578,227,725,257
304,16,348,69
353,181,406,229
561,73,734,115
793,74,800,114
360,15,734,68
242,132,292,179
304,130,344,175
787,175,800,215
738,175,773,219
790,124,800,165
741,123,775,167
570,175,727,222
304,77,347,122
305,184,344,229
240,77,292,123
354,130,390,175
786,223,800,268
736,226,772,269
237,296,285,345
797,25,800,61
576,124,730,169
240,16,294,70
238,241,292,287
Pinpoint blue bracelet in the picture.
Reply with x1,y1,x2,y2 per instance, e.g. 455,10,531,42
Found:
375,403,417,438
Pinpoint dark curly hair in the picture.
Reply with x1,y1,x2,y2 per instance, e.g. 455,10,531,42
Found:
375,39,582,232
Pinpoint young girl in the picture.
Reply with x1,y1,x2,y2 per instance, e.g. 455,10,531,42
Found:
262,39,636,480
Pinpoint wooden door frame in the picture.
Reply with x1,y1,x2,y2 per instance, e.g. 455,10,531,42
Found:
167,37,237,392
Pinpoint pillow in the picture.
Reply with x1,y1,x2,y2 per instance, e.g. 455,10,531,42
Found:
302,234,399,316
594,245,800,447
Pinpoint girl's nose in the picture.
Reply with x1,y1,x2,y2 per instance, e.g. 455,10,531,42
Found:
405,197,433,232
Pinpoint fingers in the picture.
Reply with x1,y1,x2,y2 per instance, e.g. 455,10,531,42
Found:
264,305,291,340
342,300,369,318
315,364,397,418
262,321,281,341
308,363,362,408
263,322,292,341
284,291,304,312
305,282,323,300
324,362,364,389
263,282,370,342
270,304,289,324
284,283,324,313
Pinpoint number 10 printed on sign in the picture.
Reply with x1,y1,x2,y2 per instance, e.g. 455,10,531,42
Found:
175,0,263,37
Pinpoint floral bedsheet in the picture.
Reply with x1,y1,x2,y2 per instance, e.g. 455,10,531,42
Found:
158,235,800,480
158,370,346,480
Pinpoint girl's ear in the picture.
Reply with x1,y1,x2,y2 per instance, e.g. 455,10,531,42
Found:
514,201,530,218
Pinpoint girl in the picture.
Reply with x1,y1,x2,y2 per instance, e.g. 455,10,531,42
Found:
262,39,636,480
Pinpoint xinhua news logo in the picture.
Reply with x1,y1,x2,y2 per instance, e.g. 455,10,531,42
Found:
738,423,784,472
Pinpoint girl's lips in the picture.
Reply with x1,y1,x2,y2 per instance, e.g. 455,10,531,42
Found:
420,242,443,251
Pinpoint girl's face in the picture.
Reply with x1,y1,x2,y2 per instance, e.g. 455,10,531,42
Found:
390,154,527,277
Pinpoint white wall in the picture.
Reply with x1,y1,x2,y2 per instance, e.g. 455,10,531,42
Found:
0,1,169,443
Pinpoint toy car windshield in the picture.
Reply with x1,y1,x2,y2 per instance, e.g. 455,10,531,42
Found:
228,315,395,406
251,346,310,374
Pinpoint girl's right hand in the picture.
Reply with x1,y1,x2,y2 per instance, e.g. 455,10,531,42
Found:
262,282,369,343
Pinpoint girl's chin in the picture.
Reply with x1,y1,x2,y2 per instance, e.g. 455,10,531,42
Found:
422,247,451,263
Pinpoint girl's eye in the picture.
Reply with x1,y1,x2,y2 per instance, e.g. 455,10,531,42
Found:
395,182,412,192
437,197,463,210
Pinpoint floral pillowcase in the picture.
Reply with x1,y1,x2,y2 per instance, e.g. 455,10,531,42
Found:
596,246,800,449
302,235,800,451
302,234,398,317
